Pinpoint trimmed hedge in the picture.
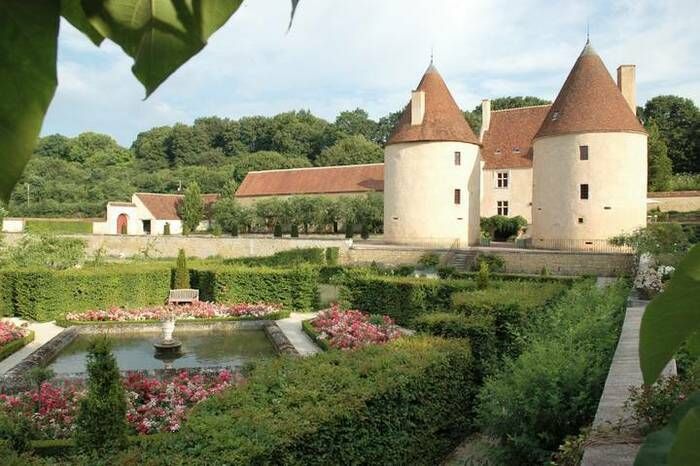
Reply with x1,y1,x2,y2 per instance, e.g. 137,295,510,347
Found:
0,330,35,362
191,266,319,312
476,280,629,464
339,272,476,325
0,264,172,321
55,311,291,328
119,336,477,465
301,318,330,351
413,313,496,359
438,267,578,285
452,281,567,355
224,247,328,268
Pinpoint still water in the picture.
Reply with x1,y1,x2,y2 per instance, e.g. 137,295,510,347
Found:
48,329,275,374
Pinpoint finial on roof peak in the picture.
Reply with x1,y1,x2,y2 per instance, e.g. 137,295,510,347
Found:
580,21,596,56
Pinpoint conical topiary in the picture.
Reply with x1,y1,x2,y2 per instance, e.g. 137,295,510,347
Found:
174,248,190,289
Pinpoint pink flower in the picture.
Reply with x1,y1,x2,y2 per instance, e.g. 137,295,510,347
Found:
65,302,282,322
310,305,401,350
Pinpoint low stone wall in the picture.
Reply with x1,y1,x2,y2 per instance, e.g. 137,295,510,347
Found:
346,245,635,276
2,233,351,260
647,190,700,212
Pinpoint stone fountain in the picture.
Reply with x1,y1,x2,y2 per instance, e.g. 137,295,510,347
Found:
153,317,182,366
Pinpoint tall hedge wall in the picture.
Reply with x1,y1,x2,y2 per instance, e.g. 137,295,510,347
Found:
116,336,477,465
339,272,476,325
0,265,172,321
191,265,319,312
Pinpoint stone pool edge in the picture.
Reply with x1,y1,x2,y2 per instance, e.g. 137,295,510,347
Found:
1,320,298,393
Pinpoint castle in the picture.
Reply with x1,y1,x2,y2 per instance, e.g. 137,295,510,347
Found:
237,40,648,249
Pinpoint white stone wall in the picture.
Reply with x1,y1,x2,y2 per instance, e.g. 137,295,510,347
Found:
531,132,647,243
383,141,480,247
1,219,25,233
480,167,533,222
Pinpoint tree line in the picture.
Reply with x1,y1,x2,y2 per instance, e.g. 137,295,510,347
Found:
6,95,698,218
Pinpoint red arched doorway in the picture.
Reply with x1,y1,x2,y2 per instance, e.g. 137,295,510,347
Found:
117,213,128,235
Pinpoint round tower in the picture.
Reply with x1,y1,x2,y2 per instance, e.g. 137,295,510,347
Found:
530,41,647,249
383,63,481,247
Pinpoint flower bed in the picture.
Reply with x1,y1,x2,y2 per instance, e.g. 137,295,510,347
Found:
0,321,34,362
64,301,285,323
0,370,238,439
305,306,402,350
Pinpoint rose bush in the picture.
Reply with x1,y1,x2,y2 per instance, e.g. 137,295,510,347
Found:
0,321,27,347
310,305,401,350
0,370,237,439
65,301,282,322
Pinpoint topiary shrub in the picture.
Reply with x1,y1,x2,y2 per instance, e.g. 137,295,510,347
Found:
345,222,354,239
273,224,283,238
340,271,476,325
290,224,299,238
472,253,505,273
476,260,490,289
173,249,190,289
231,224,239,237
324,247,339,266
413,312,496,360
360,224,369,239
163,222,171,235
74,337,128,453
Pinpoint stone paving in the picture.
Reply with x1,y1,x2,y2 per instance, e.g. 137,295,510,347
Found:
275,312,321,356
0,318,64,376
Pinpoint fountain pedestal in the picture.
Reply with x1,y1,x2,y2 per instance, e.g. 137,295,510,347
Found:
153,318,182,359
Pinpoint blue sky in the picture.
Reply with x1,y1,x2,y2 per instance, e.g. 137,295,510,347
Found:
43,0,700,146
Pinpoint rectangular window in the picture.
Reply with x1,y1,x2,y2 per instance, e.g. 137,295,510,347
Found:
496,171,509,188
454,189,461,205
580,145,589,160
497,201,509,216
454,151,461,166
580,183,589,200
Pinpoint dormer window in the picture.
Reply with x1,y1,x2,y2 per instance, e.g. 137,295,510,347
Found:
551,111,560,121
512,147,520,153
495,149,502,155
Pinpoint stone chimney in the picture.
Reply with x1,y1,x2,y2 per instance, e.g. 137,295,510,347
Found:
617,65,636,112
410,90,425,125
480,99,491,140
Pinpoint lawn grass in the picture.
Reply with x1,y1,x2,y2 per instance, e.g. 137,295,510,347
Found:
25,219,92,235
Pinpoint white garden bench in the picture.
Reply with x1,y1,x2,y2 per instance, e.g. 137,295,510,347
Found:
168,289,200,305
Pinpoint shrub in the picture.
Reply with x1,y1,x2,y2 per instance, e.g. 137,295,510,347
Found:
476,280,628,464
609,223,690,257
413,312,496,359
191,266,319,311
121,337,477,465
0,234,86,270
225,247,326,268
345,222,354,238
480,215,527,240
340,271,476,325
290,224,299,238
452,281,567,355
273,223,283,237
211,224,223,236
418,252,441,269
178,182,204,234
472,253,505,273
163,223,171,235
360,223,370,239
230,224,239,237
173,249,189,289
74,337,128,453
0,264,172,321
476,261,490,289
625,375,699,434
324,247,339,266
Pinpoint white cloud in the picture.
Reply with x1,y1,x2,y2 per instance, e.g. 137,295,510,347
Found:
42,0,700,145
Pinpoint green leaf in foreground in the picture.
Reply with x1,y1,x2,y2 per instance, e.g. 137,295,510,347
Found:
635,392,700,466
60,0,104,45
82,0,244,97
0,1,60,203
640,244,700,384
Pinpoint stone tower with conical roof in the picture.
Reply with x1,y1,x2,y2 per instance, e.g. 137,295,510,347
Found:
529,40,647,247
383,63,481,247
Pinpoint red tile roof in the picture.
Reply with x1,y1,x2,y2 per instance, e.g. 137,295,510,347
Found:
135,193,219,220
481,105,551,169
235,164,384,197
535,41,645,139
388,64,480,145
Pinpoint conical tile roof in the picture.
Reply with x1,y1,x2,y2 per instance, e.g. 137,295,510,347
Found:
535,41,645,139
387,64,479,145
